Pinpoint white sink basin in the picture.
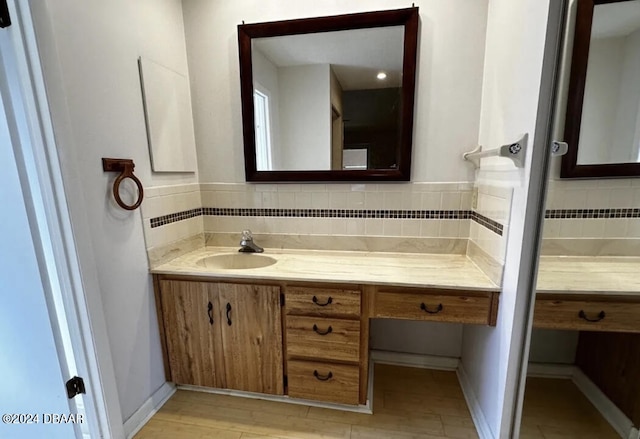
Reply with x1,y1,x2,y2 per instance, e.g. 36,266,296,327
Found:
196,253,277,270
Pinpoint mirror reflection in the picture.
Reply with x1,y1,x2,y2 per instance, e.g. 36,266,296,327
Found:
578,0,640,165
251,27,404,171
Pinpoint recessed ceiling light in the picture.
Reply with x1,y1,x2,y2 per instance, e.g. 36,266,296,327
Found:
377,72,387,80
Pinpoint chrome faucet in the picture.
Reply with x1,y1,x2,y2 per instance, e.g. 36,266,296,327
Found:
238,229,264,253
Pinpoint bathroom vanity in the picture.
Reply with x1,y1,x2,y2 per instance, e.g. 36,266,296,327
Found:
151,247,500,407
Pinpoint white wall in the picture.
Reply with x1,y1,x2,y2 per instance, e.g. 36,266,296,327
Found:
578,29,640,165
182,0,488,183
29,0,196,422
528,329,578,365
461,0,552,437
371,321,463,357
278,64,330,170
612,28,640,163
578,37,623,164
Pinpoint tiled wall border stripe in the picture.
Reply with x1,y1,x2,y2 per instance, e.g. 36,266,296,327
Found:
150,208,202,228
150,207,504,236
202,208,471,219
545,208,640,219
470,211,504,236
151,207,640,232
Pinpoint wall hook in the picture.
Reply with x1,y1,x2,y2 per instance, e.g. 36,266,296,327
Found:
102,158,144,210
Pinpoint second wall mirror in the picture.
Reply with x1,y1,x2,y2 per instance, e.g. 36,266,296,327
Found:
562,0,640,178
238,7,419,182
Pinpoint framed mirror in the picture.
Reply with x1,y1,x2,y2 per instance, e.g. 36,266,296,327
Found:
237,8,419,182
562,0,640,178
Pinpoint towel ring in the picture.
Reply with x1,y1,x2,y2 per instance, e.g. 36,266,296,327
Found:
102,158,144,210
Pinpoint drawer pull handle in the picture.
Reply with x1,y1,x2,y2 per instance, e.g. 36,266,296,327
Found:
313,370,333,381
226,302,232,326
578,310,605,323
420,303,443,314
312,296,333,307
207,301,214,325
312,324,333,335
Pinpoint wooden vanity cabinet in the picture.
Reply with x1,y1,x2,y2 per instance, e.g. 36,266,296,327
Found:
157,278,284,395
283,285,366,405
155,275,501,407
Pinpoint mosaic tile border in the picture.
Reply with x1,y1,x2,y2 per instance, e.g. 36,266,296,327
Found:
470,211,504,236
150,207,504,236
150,208,202,228
202,208,471,220
545,208,640,219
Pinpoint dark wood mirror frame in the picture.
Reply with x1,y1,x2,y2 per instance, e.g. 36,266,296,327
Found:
562,0,640,178
237,7,419,182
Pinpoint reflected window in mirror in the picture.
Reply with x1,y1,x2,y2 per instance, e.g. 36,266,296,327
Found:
562,0,640,178
254,87,273,170
238,8,419,182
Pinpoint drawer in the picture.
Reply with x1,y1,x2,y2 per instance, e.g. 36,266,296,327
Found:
285,286,361,319
534,296,640,333
286,316,360,363
287,360,359,405
374,289,494,325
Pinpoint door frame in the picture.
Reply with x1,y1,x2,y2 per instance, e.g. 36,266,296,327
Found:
2,1,123,437
507,1,570,437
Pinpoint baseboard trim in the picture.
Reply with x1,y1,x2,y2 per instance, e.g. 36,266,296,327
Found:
526,362,574,378
178,384,373,414
457,364,495,439
572,367,634,439
124,382,176,439
370,350,460,370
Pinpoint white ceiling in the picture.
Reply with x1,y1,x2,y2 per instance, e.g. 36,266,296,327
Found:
252,26,404,90
592,1,640,39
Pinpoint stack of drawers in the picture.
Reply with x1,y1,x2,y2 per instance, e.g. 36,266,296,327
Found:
284,285,362,405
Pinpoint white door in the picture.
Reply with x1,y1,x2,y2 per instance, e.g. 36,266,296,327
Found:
0,88,79,438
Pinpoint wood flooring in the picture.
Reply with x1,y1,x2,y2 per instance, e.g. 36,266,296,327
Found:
521,377,621,439
134,365,623,439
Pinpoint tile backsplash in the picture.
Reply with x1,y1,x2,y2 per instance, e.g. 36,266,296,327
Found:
468,184,514,284
199,183,474,239
141,183,204,255
140,181,513,273
541,179,640,256
470,183,513,259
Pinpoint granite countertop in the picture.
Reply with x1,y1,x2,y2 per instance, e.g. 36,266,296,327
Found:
151,246,500,292
537,256,640,296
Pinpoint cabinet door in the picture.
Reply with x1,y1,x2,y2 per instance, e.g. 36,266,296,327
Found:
159,280,226,388
216,283,284,395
